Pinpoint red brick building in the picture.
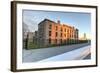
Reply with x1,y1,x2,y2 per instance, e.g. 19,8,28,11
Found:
36,19,79,46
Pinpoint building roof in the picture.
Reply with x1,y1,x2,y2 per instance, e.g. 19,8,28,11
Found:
44,19,56,23
38,19,78,30
38,18,56,25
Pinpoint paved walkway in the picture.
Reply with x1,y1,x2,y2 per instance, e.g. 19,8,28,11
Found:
23,43,90,62
37,45,90,62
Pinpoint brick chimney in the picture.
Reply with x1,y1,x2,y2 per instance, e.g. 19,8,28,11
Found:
57,20,60,24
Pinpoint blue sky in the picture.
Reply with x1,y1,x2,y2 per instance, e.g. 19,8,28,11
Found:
23,10,91,39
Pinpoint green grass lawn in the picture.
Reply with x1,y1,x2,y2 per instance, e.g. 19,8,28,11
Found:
28,42,40,49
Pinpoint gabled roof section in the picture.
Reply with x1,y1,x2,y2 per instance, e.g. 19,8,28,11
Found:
38,18,56,25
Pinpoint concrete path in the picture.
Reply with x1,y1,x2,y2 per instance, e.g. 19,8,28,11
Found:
23,43,90,62
37,45,90,62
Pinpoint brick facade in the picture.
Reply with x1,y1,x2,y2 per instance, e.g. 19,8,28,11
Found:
36,19,79,46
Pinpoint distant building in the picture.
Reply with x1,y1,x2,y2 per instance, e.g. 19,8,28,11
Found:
33,31,38,44
79,33,87,40
23,32,35,42
83,33,87,40
23,32,35,49
36,19,79,46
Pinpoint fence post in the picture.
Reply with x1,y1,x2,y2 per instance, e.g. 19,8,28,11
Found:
25,32,29,50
